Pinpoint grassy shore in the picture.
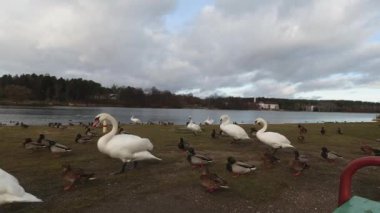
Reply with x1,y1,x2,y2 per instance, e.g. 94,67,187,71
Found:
1,121,380,212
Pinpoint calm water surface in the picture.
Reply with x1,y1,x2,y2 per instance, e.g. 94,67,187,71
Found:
0,106,377,125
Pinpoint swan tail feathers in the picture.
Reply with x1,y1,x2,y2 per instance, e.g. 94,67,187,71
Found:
140,138,154,150
133,151,161,161
22,193,42,202
8,193,43,203
282,144,295,149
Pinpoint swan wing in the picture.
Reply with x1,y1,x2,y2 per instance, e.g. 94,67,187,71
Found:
0,169,22,195
0,169,42,204
236,161,255,168
298,155,309,163
187,123,201,131
191,155,212,164
328,152,343,159
108,134,154,153
232,164,255,174
221,124,249,140
204,119,214,125
257,132,292,148
54,143,70,150
194,154,213,162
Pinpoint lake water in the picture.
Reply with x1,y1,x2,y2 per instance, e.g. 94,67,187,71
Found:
0,106,377,125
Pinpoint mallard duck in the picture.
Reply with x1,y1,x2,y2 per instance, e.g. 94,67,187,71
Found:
85,128,98,137
37,134,51,146
47,140,72,154
261,151,280,167
321,147,342,162
211,129,216,139
200,166,229,192
187,148,212,168
250,127,257,135
22,138,46,150
178,137,191,152
0,168,42,204
360,144,380,156
373,149,380,156
289,151,310,176
226,157,256,177
118,127,128,134
75,134,92,144
297,135,305,143
298,124,307,134
20,122,29,128
320,127,326,135
61,164,96,191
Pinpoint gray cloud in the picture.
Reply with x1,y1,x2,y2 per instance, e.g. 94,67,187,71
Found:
0,0,379,101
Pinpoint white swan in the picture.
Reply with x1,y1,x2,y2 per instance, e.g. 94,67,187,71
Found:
93,113,161,174
0,168,42,205
219,115,250,141
204,116,214,125
255,117,294,154
130,116,142,124
186,119,202,135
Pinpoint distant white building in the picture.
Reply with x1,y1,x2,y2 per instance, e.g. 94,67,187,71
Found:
257,102,279,110
109,93,118,100
305,105,317,112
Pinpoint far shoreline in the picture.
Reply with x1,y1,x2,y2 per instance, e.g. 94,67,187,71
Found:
1,101,380,115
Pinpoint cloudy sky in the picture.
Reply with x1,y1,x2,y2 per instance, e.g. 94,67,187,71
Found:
0,0,379,102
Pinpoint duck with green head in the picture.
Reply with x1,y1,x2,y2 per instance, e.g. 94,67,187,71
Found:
178,137,191,152
47,140,72,155
22,138,47,150
289,150,310,176
321,147,342,162
75,134,92,144
226,157,256,177
187,147,213,168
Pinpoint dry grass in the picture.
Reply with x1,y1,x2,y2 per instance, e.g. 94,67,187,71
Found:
1,121,380,212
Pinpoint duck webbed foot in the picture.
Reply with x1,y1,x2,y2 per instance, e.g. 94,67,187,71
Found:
111,162,128,175
130,161,138,169
272,148,279,156
64,182,75,191
293,171,302,176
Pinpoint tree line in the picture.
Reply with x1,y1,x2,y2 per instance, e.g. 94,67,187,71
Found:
0,73,379,113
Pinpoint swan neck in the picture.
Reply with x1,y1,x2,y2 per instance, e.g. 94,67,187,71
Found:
258,121,267,133
107,115,118,135
98,115,118,146
221,118,230,126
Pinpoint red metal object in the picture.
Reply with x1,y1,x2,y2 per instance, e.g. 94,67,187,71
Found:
338,156,380,206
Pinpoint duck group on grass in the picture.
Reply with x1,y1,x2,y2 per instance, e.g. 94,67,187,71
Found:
1,112,376,206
